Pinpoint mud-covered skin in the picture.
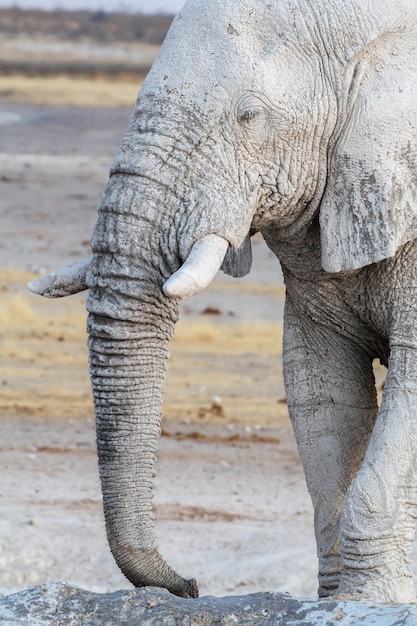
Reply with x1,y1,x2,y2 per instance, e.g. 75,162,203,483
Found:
87,0,417,601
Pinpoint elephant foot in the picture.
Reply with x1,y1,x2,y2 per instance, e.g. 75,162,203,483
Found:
318,585,339,599
338,465,417,604
317,554,341,598
335,570,417,604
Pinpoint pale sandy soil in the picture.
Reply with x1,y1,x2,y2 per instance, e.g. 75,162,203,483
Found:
0,417,316,598
0,102,393,601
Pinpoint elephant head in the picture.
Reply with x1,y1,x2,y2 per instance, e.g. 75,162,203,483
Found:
28,0,417,598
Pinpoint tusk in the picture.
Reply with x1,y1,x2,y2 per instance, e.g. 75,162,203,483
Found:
163,234,228,300
27,255,92,298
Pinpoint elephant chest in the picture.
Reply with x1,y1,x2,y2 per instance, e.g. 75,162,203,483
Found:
264,224,417,364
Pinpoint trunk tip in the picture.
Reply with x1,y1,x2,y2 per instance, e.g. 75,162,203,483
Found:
168,576,199,598
184,578,199,599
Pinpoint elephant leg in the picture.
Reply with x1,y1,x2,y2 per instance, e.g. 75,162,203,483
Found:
338,339,417,603
283,299,378,597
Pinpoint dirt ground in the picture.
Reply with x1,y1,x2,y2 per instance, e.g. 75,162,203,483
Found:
0,416,316,598
0,101,391,601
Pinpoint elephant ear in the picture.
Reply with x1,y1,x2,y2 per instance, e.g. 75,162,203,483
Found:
221,233,252,277
319,39,417,273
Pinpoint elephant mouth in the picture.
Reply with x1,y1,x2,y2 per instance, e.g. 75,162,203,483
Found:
27,233,230,301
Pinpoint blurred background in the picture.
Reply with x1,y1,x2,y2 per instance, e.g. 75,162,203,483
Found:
0,0,185,11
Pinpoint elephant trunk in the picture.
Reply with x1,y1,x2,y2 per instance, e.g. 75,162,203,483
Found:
27,165,238,597
87,285,198,598
84,172,203,598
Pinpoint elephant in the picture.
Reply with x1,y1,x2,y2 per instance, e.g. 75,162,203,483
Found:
27,0,417,605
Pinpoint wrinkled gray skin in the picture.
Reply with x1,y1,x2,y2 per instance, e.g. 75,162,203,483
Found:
31,0,417,604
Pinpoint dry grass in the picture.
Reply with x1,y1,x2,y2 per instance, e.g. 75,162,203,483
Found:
0,35,159,65
173,319,283,355
0,74,142,107
0,268,287,426
0,286,91,418
0,32,152,107
167,319,286,426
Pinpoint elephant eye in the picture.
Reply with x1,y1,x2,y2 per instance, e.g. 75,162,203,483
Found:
236,95,266,127
238,108,261,124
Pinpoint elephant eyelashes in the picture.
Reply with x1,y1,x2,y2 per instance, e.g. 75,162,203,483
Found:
238,108,262,124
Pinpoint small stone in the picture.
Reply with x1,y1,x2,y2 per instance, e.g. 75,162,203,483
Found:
212,396,222,408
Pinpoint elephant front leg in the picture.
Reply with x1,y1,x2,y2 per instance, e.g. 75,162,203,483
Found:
283,300,378,598
338,343,417,604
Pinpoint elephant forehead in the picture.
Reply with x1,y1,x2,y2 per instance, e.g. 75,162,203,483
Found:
148,6,259,91
143,0,315,112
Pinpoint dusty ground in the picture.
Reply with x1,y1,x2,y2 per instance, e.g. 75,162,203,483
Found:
0,416,316,598
0,97,390,602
